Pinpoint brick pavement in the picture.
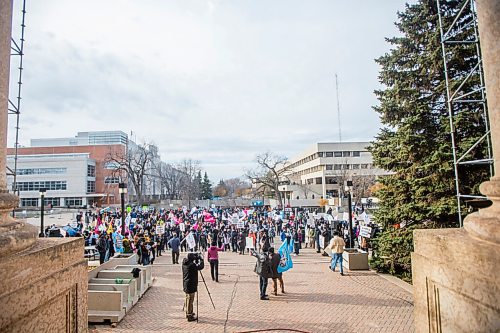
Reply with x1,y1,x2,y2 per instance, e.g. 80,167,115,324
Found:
91,246,414,333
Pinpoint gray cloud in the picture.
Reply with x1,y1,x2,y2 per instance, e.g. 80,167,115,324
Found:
7,0,410,182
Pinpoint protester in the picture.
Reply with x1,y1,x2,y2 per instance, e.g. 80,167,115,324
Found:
269,247,285,296
251,248,272,300
326,231,345,275
182,252,205,322
168,232,181,264
207,241,224,282
96,233,108,264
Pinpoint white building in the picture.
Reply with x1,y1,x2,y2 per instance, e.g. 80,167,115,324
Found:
7,153,96,208
276,142,387,209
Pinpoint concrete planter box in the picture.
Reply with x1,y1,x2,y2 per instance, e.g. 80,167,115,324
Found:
342,248,369,270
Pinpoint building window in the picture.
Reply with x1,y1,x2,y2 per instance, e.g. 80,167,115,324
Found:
87,165,96,177
352,151,361,157
104,177,120,184
65,197,82,207
342,164,350,170
87,181,96,193
361,164,369,169
325,164,333,170
43,197,60,207
316,178,322,184
352,164,360,169
342,151,351,157
17,181,67,191
20,198,38,207
334,164,342,170
325,152,333,157
318,152,324,157
334,152,342,157
17,168,66,175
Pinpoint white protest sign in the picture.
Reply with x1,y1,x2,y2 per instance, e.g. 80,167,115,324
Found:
245,237,255,249
156,225,165,235
179,223,185,232
359,226,372,238
186,232,196,249
237,221,244,229
319,235,325,248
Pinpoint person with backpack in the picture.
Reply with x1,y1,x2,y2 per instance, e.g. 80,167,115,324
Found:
251,248,272,300
96,233,108,265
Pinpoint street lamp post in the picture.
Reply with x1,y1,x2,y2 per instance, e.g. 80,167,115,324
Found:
118,182,127,228
39,188,47,237
344,180,353,248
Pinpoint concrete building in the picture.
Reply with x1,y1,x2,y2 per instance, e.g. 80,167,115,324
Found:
7,131,129,207
276,142,388,209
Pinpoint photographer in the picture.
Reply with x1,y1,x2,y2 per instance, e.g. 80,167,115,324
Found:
182,252,205,321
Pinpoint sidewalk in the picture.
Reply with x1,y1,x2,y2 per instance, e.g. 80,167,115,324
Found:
91,246,414,333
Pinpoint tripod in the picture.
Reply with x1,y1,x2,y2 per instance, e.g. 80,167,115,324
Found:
199,270,216,310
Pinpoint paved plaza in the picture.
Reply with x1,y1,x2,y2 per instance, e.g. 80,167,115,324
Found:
91,246,414,333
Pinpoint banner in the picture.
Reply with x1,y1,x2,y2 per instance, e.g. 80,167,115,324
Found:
277,240,293,273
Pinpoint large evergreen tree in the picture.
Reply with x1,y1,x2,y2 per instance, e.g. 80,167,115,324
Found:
369,0,490,281
201,172,213,199
370,0,489,228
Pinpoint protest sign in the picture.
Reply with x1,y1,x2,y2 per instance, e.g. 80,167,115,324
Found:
156,225,165,235
186,232,196,249
359,226,372,238
245,237,255,249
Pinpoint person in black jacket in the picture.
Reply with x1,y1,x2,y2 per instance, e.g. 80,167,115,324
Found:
182,252,204,321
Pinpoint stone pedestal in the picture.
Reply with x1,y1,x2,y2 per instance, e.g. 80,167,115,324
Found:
412,1,500,331
412,229,500,332
0,238,88,332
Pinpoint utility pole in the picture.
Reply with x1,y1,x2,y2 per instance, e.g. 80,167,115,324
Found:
335,74,342,143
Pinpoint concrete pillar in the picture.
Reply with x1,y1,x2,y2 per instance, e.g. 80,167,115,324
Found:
0,0,12,191
412,3,500,332
463,0,500,244
0,0,37,256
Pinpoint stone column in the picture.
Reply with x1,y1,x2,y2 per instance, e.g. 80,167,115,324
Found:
0,0,12,191
412,2,500,332
463,0,500,244
0,3,87,332
0,0,37,256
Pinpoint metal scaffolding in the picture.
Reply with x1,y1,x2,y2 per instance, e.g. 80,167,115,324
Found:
437,0,493,226
7,0,27,198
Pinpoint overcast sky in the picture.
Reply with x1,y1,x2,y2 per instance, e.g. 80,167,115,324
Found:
8,0,410,182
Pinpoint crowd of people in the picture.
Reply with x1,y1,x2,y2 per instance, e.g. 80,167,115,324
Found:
70,205,376,320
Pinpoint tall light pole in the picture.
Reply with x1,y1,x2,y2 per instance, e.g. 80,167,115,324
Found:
39,188,47,237
344,180,353,248
118,182,127,229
